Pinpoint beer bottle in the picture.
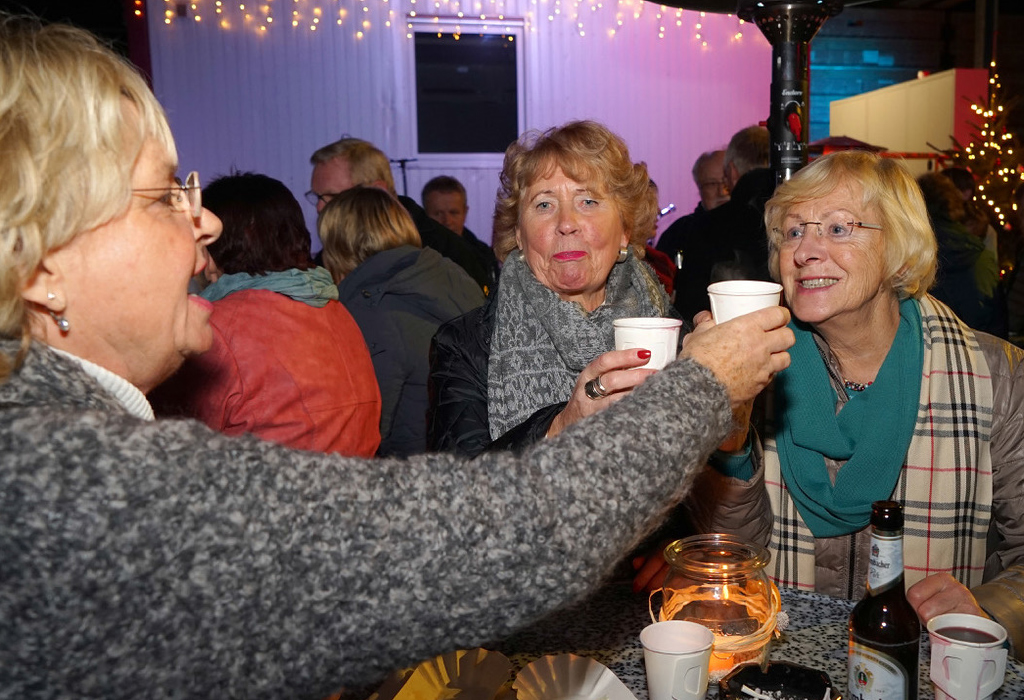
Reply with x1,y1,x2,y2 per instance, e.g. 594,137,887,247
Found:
847,500,921,700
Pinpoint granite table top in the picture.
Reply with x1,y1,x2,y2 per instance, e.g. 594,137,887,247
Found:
494,580,1024,699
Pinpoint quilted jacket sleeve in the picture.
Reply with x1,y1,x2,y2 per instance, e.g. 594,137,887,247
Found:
490,403,566,454
973,331,1024,660
683,433,773,550
427,306,493,457
427,301,564,458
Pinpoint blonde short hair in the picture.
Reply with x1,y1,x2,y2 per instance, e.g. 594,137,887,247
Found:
309,138,397,196
317,187,422,281
0,16,176,380
492,120,655,262
764,151,937,299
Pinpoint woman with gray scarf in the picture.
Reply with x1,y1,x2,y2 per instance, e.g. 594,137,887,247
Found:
429,121,677,457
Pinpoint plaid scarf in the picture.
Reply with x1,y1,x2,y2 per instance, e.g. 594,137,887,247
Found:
764,295,994,591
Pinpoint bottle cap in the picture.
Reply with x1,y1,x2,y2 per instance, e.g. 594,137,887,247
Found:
871,500,903,530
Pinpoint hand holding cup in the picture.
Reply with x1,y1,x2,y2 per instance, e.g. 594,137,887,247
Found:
682,306,793,408
546,348,657,438
707,280,783,323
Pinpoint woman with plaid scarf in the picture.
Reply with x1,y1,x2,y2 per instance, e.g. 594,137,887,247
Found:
683,151,1024,660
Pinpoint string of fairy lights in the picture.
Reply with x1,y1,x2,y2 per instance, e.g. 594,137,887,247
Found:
960,63,1022,228
144,0,747,43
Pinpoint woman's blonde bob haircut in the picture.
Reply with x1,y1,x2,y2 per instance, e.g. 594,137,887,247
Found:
317,187,422,282
492,120,656,262
0,16,176,381
764,150,937,300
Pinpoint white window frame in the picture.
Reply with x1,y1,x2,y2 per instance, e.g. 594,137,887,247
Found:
405,15,525,168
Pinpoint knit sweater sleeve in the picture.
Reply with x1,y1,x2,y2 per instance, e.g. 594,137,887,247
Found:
0,354,731,699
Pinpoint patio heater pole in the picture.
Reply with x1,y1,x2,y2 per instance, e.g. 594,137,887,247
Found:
737,1,843,184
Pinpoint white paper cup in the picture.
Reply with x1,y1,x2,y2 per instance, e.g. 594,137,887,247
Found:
707,280,783,323
928,613,1008,700
613,317,683,370
640,620,714,700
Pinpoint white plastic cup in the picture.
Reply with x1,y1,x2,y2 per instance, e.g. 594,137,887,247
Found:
640,620,715,700
613,317,683,370
707,280,783,323
928,613,1008,700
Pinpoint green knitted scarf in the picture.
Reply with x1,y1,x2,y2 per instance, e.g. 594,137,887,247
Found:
773,298,923,537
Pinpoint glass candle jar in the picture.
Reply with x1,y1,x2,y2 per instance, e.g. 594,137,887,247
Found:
654,534,781,680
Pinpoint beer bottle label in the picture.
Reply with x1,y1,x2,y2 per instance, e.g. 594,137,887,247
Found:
867,532,901,593
847,639,911,700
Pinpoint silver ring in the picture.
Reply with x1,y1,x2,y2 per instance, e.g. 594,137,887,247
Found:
585,376,610,400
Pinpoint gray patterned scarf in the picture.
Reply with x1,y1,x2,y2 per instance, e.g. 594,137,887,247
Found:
487,252,670,439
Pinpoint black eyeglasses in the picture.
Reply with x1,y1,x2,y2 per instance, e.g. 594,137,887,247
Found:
132,171,201,219
305,190,339,207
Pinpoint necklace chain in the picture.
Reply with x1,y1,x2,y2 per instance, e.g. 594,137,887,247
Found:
843,379,873,392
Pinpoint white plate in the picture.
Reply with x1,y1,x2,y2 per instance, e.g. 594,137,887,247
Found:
513,654,638,700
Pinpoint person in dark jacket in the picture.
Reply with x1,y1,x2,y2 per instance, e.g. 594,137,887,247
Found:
655,149,729,288
422,174,501,286
319,186,484,457
917,172,1006,338
427,120,677,458
671,127,776,323
308,137,492,292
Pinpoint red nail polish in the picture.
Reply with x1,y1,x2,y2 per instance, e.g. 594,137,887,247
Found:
637,349,652,359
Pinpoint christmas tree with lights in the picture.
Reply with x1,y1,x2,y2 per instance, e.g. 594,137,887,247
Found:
936,62,1022,233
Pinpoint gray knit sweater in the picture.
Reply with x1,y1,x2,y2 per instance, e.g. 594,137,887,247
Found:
0,341,731,699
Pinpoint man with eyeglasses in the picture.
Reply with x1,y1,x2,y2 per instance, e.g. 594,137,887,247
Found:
656,150,732,316
307,138,491,293
669,126,776,323
656,150,729,260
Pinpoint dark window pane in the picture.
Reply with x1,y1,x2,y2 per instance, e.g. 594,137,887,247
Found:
414,32,519,154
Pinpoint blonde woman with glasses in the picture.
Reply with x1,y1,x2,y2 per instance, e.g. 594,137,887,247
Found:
685,150,1024,659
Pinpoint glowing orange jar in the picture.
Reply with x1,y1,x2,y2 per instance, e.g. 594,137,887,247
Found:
655,534,782,681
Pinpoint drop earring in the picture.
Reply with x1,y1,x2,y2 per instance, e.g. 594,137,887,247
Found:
45,292,69,333
49,311,70,333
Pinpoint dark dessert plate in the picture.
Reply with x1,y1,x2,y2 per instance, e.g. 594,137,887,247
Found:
719,661,834,700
